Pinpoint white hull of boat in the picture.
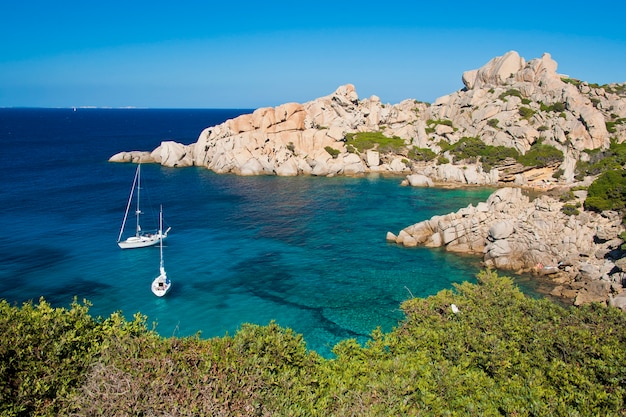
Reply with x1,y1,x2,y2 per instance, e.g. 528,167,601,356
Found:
117,228,170,249
151,269,171,297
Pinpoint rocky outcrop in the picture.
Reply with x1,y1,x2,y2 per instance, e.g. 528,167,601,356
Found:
111,85,428,176
110,50,625,188
387,187,626,308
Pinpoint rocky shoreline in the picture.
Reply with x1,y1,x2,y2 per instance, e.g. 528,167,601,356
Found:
386,186,626,309
110,51,626,310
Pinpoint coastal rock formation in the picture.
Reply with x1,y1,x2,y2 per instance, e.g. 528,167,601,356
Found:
387,187,626,308
110,50,625,187
111,85,425,176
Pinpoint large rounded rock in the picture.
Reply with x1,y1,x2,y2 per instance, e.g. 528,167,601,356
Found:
488,221,515,240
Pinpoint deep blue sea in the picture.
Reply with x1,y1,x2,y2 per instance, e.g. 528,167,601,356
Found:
0,108,543,357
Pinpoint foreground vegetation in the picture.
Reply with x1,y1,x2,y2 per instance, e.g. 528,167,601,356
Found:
2,270,626,416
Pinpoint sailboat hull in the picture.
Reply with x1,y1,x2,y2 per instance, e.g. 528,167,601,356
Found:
151,272,171,297
118,230,168,249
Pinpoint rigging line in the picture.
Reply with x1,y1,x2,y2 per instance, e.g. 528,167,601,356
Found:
117,165,139,242
141,167,160,231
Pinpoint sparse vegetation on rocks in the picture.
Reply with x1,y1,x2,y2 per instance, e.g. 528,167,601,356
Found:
516,140,564,168
324,146,340,158
407,146,437,162
344,131,405,154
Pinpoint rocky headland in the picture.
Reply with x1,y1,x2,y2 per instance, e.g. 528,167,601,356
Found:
110,51,626,309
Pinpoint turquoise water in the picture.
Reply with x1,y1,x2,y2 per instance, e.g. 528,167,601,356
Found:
0,108,537,357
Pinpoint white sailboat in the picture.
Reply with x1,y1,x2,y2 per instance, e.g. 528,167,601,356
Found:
151,206,171,297
117,164,171,249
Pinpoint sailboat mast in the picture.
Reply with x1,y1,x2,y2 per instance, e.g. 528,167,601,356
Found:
159,205,164,271
135,164,141,237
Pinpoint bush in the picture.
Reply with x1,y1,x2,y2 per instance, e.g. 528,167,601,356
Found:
584,169,626,213
480,146,520,171
408,147,437,162
487,118,499,128
3,271,626,415
540,102,566,113
518,106,536,120
517,141,564,167
427,118,454,128
561,77,582,87
443,137,519,170
498,89,523,101
324,146,340,158
561,203,580,216
437,155,450,165
576,139,626,179
344,132,405,153
448,136,485,161
0,298,150,416
606,118,626,134
426,119,456,134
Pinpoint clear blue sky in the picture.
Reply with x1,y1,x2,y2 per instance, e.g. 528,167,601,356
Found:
1,1,625,109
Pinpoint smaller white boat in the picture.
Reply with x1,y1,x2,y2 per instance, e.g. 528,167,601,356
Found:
151,207,171,297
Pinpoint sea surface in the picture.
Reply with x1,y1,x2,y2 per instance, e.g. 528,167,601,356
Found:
0,108,543,357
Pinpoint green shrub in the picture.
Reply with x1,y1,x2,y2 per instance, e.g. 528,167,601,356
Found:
324,146,340,158
561,77,582,87
480,146,520,171
438,139,452,152
437,155,450,165
601,83,626,95
0,298,150,416
518,106,536,120
344,132,405,153
606,118,626,134
576,139,626,179
487,118,499,128
3,271,626,415
443,137,519,170
408,147,437,162
517,141,563,167
426,119,456,134
561,203,580,216
540,102,566,113
427,118,454,127
498,89,523,101
606,122,617,134
448,136,485,161
584,169,626,213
